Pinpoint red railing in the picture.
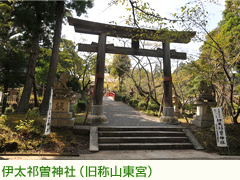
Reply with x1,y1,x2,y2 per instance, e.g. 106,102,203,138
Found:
106,92,115,98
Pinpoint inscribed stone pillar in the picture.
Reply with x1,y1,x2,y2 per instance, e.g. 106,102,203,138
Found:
43,73,75,127
159,42,178,124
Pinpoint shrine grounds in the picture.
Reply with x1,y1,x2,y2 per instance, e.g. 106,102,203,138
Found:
0,97,240,159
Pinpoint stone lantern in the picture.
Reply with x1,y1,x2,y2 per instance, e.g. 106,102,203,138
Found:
192,81,216,128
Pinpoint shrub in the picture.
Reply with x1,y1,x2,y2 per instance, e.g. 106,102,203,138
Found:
138,101,147,110
147,103,160,111
128,99,133,106
146,110,157,116
121,96,127,102
0,115,7,122
5,106,14,114
15,119,35,135
129,99,139,107
25,108,40,120
132,99,139,107
76,100,87,113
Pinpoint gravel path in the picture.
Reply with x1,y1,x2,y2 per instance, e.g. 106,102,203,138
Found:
98,97,179,127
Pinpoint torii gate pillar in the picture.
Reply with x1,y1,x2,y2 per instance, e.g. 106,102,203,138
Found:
160,42,178,124
87,33,108,124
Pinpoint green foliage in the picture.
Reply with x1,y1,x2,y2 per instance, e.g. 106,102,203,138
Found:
138,101,147,110
35,48,51,86
0,37,29,89
121,96,126,102
145,109,158,116
65,1,93,17
76,99,87,113
128,99,139,107
0,114,7,122
25,108,40,120
15,119,35,135
210,125,215,133
110,54,131,92
147,103,160,111
128,99,133,106
4,106,14,114
67,76,81,92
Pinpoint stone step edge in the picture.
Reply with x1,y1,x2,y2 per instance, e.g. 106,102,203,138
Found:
99,143,193,146
98,137,190,143
98,131,185,134
98,126,185,131
98,143,193,150
183,129,204,150
99,136,188,139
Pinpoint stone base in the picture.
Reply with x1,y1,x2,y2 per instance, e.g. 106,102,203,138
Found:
43,118,75,127
89,105,108,124
52,112,72,119
192,119,214,128
86,115,108,124
92,105,104,115
159,107,179,124
193,114,214,121
160,116,179,124
192,115,214,128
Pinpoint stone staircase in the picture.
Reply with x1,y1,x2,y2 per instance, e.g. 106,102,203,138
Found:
86,126,203,151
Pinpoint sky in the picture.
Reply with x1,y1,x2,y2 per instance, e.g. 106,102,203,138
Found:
62,0,226,65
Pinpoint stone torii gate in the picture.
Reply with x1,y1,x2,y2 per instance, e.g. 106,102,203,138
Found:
68,17,195,124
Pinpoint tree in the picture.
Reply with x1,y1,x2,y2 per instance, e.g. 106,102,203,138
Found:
123,55,163,106
0,38,28,113
40,0,94,114
12,1,56,112
40,1,65,114
35,48,52,97
0,2,29,113
113,0,240,123
195,1,240,123
110,54,131,92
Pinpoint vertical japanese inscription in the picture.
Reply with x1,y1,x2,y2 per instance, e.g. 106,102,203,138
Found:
212,107,228,147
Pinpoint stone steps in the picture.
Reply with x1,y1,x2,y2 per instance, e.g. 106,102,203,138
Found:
98,126,184,132
99,143,193,150
99,136,189,143
91,126,202,151
98,131,186,137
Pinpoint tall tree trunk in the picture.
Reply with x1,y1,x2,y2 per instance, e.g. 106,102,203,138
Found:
32,76,38,107
16,36,40,113
233,108,240,124
40,1,64,114
2,82,9,114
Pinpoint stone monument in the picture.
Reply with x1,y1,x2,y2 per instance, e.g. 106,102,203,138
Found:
48,73,75,127
192,81,216,128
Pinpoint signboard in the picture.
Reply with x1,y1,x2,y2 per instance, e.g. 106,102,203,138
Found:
44,88,53,135
212,107,228,147
0,92,2,103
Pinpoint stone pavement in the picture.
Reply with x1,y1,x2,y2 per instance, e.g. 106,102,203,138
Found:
96,96,179,127
1,97,239,160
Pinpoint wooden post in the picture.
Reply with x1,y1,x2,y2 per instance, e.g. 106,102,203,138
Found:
160,42,178,124
162,42,172,107
93,33,106,106
132,39,139,49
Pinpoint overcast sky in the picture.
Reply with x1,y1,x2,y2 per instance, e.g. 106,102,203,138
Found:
62,0,225,63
